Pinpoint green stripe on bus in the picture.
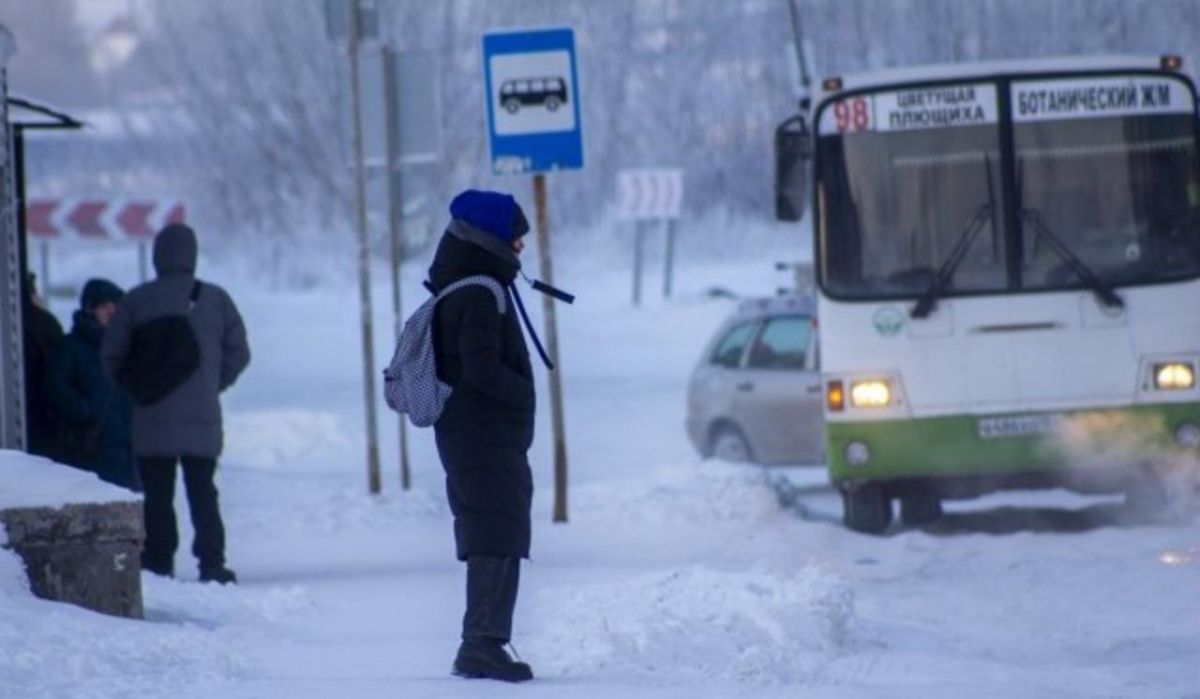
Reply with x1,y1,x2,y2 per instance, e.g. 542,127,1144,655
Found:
826,402,1200,481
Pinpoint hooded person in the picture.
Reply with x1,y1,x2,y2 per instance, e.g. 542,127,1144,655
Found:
429,189,537,682
101,223,251,584
46,278,139,491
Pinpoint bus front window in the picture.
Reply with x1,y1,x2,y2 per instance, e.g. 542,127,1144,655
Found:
817,84,1006,300
1014,75,1200,291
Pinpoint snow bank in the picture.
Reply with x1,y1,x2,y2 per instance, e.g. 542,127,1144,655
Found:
528,564,858,685
223,409,354,472
0,561,246,698
0,450,138,510
570,461,785,525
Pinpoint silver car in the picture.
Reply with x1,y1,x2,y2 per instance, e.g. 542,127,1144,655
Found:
686,295,824,464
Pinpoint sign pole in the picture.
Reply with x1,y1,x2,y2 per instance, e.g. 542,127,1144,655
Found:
533,174,569,523
138,243,148,283
349,0,382,494
632,221,644,306
662,219,676,299
382,48,412,491
38,241,48,299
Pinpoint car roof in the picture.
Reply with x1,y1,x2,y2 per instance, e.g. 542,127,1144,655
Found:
732,294,816,321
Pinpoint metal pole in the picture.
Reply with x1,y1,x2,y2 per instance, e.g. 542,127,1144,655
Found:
662,218,676,299
785,0,812,96
38,240,48,300
383,48,411,491
533,174,569,523
349,0,382,494
138,242,148,283
632,221,644,306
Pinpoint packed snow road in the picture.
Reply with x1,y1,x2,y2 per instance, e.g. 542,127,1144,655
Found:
3,247,1198,698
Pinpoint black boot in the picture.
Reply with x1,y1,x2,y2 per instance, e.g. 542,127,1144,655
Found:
452,638,533,682
199,565,237,585
140,552,173,578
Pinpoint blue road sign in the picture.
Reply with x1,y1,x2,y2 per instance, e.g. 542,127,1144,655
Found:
482,27,584,175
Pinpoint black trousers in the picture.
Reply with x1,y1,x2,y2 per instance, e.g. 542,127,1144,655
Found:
139,456,226,572
463,556,521,642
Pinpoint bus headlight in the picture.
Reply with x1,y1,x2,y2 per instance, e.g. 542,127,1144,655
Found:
850,380,892,408
1154,363,1195,390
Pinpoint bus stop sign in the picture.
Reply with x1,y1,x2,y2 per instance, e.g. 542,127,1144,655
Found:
482,27,584,175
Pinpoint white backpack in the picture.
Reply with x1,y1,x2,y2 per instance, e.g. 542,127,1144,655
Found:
382,275,507,427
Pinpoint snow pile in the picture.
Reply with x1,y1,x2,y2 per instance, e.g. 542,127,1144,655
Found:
143,574,316,629
223,409,354,472
528,564,858,684
0,555,247,698
570,462,784,525
0,450,139,510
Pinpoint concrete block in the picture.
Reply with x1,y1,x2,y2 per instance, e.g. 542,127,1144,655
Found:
1,501,144,619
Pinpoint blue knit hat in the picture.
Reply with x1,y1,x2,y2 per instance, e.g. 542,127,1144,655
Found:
449,189,530,243
80,278,124,310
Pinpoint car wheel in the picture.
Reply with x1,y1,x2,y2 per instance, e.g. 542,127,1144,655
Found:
711,426,753,463
504,98,520,114
899,494,942,526
842,484,892,534
544,96,561,111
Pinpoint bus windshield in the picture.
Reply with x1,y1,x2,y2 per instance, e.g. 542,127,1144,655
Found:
1014,76,1200,290
816,73,1200,301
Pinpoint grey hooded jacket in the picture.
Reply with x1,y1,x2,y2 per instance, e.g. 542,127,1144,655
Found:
101,225,251,458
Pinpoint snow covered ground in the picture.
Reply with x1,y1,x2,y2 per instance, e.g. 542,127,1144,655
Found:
3,233,1199,698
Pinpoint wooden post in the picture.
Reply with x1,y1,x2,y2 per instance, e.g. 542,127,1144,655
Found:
348,0,382,494
532,174,569,523
382,48,412,490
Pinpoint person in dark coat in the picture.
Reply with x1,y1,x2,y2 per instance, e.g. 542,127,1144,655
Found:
46,279,140,491
23,274,64,459
101,223,251,584
432,190,536,683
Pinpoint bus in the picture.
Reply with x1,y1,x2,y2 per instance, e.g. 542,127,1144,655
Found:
792,55,1200,533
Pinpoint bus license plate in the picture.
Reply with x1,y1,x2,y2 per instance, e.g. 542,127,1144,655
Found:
977,414,1059,440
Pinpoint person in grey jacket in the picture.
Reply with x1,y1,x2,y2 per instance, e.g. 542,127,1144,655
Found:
102,223,251,584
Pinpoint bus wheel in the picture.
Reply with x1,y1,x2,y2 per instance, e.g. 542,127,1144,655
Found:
842,484,892,534
504,98,521,114
900,494,943,526
545,96,561,111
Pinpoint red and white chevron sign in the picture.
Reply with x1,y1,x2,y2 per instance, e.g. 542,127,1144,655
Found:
25,199,186,240
616,168,684,221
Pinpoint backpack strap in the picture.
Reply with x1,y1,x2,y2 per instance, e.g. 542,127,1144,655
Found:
435,275,507,314
188,281,202,311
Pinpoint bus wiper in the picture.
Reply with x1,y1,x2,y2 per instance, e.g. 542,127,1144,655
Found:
910,203,993,319
912,151,998,320
1020,208,1124,310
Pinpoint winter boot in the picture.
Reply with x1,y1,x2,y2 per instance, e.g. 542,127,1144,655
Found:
140,553,173,578
452,638,534,682
199,565,238,585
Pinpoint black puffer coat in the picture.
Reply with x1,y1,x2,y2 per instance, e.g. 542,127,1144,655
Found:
429,229,535,561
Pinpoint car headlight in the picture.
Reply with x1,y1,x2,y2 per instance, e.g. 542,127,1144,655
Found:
850,380,892,408
1154,362,1195,390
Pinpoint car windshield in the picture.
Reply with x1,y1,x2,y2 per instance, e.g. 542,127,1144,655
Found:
816,73,1200,301
817,83,1005,299
1014,76,1200,290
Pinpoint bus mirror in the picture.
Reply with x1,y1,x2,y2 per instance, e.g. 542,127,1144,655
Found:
775,114,812,222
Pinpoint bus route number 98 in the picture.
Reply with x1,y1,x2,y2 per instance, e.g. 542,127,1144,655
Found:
833,97,871,133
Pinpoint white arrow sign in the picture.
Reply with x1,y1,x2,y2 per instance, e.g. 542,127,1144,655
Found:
616,168,683,221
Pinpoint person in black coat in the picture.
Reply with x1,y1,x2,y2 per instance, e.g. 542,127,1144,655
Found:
46,279,140,492
23,274,64,459
431,189,536,683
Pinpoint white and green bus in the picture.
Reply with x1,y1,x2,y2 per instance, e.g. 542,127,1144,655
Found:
801,55,1200,532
